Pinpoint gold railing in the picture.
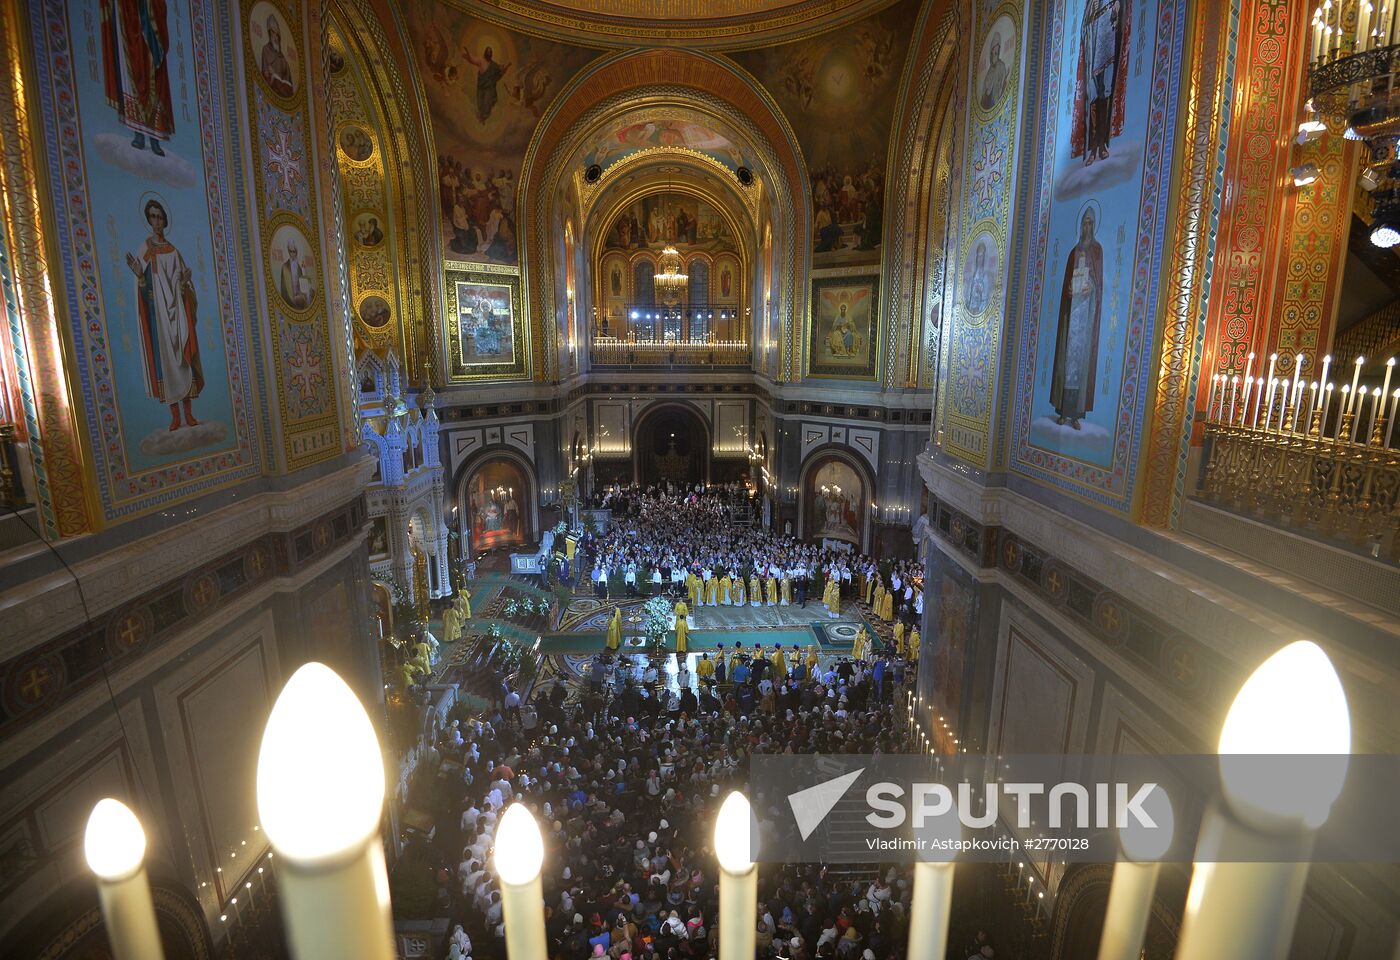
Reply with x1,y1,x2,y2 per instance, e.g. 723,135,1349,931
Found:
589,337,751,367
1199,373,1399,561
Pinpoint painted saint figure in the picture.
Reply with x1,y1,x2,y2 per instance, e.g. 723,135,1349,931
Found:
259,13,295,98
1073,0,1130,165
126,199,204,431
278,238,313,309
1049,208,1103,429
101,0,175,154
464,45,510,124
981,31,1009,109
965,243,990,314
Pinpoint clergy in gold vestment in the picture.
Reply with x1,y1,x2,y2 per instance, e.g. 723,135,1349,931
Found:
780,576,792,605
457,587,472,620
705,576,719,606
852,626,867,661
908,627,921,661
606,608,623,652
673,599,689,655
806,645,819,673
696,652,714,682
863,576,875,605
827,583,841,617
894,621,906,657
733,576,746,606
765,574,778,605
442,604,461,644
719,574,733,605
687,572,702,609
770,645,788,680
749,574,762,606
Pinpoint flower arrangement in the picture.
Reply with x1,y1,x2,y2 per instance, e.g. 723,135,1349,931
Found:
501,598,519,619
640,595,674,653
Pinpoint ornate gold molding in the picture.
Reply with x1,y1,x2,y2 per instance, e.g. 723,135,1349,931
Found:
0,2,96,536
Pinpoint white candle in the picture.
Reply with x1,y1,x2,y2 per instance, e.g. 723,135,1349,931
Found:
1241,352,1256,413
1321,383,1335,435
1305,383,1318,433
1264,377,1279,431
1380,357,1395,411
1369,387,1385,441
257,663,394,960
1229,376,1241,425
1360,1,1374,49
1349,356,1365,413
1207,374,1221,421
496,804,548,960
1340,385,1352,437
1276,380,1290,434
1098,791,1173,960
1290,353,1304,413
85,799,165,960
1319,354,1332,395
716,792,758,960
907,861,956,960
1312,15,1323,62
1386,389,1399,447
1174,641,1351,960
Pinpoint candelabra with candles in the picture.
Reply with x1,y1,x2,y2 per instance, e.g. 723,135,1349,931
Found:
1200,354,1400,559
1306,1,1400,245
80,640,1353,960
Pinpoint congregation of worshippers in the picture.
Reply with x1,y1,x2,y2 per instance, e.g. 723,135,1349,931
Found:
586,484,924,662
413,485,993,960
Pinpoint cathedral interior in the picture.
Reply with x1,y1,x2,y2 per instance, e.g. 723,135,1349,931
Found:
1,0,1399,958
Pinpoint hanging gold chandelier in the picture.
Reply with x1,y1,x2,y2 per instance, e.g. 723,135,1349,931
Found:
1306,1,1400,245
654,243,687,303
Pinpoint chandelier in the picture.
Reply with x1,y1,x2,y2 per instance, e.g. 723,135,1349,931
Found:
1306,1,1400,245
652,182,687,303
654,243,688,303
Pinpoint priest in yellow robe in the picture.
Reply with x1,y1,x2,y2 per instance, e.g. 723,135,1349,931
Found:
749,573,762,607
719,574,733,605
893,621,906,657
826,581,841,618
456,587,472,620
441,603,461,645
733,576,746,606
606,608,623,652
882,590,895,622
806,645,820,674
705,576,719,606
696,652,715,683
687,572,702,609
852,626,867,661
673,599,689,655
908,627,921,662
873,582,885,615
863,576,875,605
770,645,788,680
780,575,792,605
765,574,778,606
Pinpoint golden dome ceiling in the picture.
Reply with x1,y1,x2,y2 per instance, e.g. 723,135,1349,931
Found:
455,0,900,49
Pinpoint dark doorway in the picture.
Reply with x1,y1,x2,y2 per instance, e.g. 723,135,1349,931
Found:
633,405,709,487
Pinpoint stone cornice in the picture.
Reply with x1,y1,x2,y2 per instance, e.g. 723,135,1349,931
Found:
0,457,376,654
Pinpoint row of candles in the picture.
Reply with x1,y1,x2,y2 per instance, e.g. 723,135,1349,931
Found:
1206,353,1400,447
1310,0,1397,63
873,501,914,523
83,639,1349,960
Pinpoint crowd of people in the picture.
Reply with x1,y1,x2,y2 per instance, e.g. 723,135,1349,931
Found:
578,484,923,631
421,654,1003,960
388,485,1004,960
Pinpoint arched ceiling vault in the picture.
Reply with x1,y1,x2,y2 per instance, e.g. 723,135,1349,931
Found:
583,161,758,269
522,49,811,380
441,0,902,50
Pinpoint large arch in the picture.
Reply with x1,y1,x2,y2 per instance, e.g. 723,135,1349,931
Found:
521,49,811,382
631,401,712,487
797,446,877,553
454,447,540,554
